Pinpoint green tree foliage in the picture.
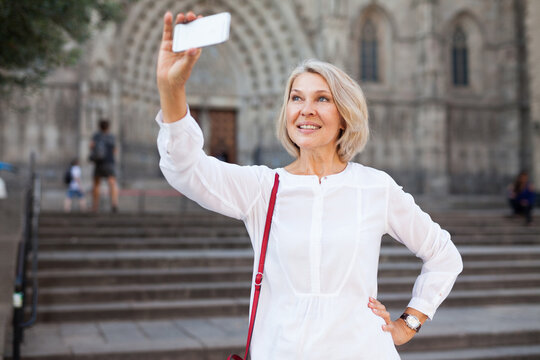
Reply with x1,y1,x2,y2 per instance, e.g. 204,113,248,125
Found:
0,0,127,87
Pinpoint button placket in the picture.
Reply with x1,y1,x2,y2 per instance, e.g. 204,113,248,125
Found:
310,183,324,294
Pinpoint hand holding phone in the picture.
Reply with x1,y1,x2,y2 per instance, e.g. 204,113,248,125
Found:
172,12,231,53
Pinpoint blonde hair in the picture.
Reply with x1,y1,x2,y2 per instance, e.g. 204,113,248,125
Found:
276,59,369,162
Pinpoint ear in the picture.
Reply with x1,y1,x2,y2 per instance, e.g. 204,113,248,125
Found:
340,118,346,130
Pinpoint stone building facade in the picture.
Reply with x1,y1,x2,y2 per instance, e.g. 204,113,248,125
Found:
1,0,538,196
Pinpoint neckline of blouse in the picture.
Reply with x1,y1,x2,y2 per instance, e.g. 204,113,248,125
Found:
277,162,352,184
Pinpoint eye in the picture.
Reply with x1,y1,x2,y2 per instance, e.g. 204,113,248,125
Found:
291,95,301,101
318,96,329,102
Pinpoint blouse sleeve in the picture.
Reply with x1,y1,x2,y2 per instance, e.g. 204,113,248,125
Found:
385,175,463,319
155,109,263,220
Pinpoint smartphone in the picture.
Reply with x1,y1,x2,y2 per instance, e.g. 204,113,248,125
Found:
172,12,231,53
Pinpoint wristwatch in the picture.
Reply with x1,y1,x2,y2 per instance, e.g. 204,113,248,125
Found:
400,313,422,332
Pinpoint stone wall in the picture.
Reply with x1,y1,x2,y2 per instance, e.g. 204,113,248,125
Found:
0,0,531,195
0,70,80,186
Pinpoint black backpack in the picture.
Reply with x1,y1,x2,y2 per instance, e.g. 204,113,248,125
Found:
89,136,107,163
63,168,72,186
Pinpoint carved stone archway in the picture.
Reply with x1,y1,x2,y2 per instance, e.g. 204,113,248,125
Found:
115,0,314,180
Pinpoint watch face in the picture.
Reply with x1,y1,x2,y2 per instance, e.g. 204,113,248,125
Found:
406,315,420,328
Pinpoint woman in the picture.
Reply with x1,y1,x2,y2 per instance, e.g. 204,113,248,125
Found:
156,11,463,359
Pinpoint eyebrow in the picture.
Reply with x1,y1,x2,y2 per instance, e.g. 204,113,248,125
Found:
290,89,331,94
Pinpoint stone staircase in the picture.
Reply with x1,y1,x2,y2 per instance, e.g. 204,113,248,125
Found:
13,210,540,359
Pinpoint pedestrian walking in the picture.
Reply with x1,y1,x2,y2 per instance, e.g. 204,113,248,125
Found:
63,159,87,212
155,11,463,359
89,119,119,213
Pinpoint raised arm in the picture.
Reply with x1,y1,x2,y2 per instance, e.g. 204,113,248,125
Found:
157,11,202,124
155,11,269,220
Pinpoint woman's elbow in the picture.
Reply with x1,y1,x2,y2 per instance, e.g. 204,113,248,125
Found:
452,245,464,275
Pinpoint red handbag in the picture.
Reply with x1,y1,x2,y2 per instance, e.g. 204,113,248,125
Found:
227,173,280,360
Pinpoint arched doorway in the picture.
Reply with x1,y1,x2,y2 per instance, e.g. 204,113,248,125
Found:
191,108,237,163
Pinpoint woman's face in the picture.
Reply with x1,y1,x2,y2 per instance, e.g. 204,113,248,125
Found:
286,72,343,157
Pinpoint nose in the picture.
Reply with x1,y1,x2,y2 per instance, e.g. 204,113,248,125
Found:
300,100,316,117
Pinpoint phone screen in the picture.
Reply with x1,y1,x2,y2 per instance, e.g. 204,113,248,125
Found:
172,12,231,52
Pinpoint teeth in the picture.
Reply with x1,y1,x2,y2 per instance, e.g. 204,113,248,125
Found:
299,125,319,130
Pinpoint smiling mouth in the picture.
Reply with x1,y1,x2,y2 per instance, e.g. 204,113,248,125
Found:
298,124,321,130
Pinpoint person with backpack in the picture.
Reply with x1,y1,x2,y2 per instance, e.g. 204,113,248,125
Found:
89,119,118,213
64,159,86,212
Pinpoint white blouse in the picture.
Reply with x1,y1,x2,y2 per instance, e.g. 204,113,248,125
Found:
156,110,463,360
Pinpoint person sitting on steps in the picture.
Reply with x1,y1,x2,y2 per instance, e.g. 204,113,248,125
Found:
507,170,536,225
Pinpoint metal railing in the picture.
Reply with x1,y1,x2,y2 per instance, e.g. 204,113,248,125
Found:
12,154,41,360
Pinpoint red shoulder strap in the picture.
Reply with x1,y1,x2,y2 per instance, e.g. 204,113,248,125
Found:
242,172,280,359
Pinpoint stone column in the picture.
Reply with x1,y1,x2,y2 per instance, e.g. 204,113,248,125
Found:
413,0,448,194
514,0,532,178
78,80,91,165
526,0,540,184
316,0,350,68
110,78,121,178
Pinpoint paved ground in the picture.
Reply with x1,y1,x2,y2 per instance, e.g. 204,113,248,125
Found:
18,304,540,358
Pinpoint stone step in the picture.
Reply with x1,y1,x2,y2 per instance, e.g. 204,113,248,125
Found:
35,263,540,289
31,288,540,322
37,234,540,252
432,216,539,225
384,234,540,246
38,226,249,238
35,253,540,277
401,345,540,360
445,226,540,235
37,223,540,239
38,211,539,227
18,305,540,360
434,219,540,226
34,298,251,322
34,246,540,271
38,236,252,251
380,260,540,276
16,334,540,360
397,304,540,355
381,245,540,262
400,330,540,353
34,273,540,305
379,273,540,292
436,234,540,245
391,287,540,308
37,281,252,304
36,266,254,287
18,317,246,360
36,249,255,270
38,216,243,228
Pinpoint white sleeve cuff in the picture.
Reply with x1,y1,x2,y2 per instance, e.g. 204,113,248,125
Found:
155,106,193,129
407,297,436,320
